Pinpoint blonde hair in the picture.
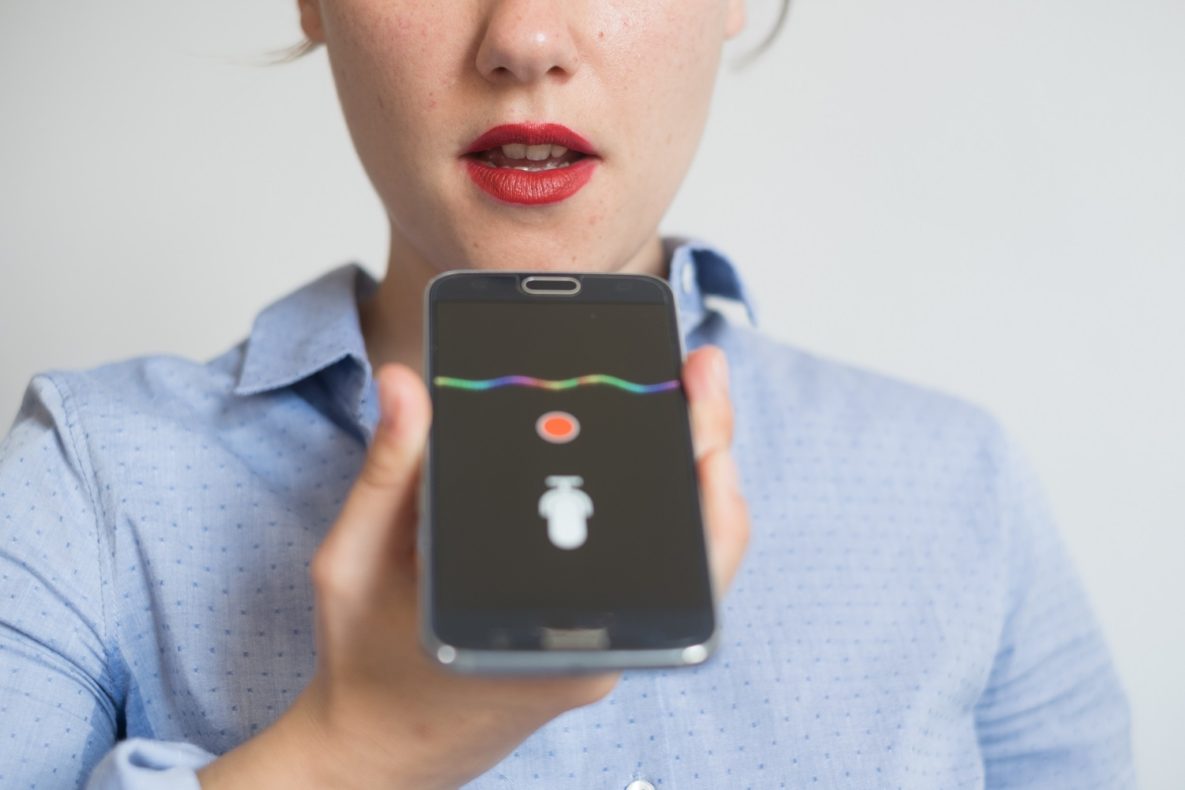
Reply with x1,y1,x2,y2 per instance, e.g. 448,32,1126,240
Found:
265,38,320,64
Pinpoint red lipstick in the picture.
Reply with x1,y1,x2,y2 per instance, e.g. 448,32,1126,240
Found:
463,123,599,206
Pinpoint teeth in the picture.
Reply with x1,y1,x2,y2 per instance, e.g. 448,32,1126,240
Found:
509,160,572,171
496,143,573,161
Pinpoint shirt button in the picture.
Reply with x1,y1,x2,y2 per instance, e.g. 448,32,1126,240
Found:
625,782,656,790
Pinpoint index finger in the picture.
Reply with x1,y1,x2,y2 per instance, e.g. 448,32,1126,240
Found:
684,345,733,461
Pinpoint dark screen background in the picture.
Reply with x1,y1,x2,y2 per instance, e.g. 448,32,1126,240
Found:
431,300,711,616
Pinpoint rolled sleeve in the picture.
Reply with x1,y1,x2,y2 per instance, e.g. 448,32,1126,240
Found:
85,739,215,790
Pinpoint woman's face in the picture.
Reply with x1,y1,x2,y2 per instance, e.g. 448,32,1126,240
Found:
299,0,745,275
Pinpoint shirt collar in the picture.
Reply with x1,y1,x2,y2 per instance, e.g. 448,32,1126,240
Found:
231,239,756,404
233,263,379,398
665,237,759,332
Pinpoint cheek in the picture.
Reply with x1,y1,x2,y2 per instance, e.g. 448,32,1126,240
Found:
324,3,456,142
608,3,726,187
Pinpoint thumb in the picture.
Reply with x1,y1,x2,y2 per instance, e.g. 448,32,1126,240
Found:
321,364,432,582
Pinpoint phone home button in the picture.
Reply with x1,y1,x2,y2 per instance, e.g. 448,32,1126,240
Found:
540,626,609,650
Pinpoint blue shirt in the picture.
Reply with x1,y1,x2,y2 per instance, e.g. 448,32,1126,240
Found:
0,241,1134,789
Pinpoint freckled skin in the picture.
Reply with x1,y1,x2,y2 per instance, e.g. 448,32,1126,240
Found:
299,0,745,281
296,0,745,374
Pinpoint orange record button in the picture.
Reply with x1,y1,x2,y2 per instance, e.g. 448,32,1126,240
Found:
536,411,580,444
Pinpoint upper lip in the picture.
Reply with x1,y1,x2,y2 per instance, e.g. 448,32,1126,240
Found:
463,123,599,157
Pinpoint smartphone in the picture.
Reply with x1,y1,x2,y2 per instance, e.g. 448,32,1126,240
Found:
420,271,718,674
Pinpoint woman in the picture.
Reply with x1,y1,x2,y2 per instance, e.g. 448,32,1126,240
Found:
0,1,1133,788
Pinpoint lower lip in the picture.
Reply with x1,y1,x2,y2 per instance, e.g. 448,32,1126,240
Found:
464,158,598,206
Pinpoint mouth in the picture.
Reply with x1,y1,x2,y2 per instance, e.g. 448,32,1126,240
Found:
461,123,600,206
468,143,587,172
463,123,599,170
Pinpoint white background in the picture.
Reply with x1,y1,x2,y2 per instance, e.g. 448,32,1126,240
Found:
2,1,1182,785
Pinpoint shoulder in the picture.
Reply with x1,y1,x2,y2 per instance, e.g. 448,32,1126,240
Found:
3,345,250,500
721,322,1005,451
17,344,247,431
716,321,1022,538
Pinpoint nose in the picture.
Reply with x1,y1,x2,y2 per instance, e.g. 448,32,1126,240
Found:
475,0,581,84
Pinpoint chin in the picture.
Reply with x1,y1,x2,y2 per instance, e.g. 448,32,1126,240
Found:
454,234,616,273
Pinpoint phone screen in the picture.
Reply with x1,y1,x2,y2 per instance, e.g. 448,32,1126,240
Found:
428,280,713,652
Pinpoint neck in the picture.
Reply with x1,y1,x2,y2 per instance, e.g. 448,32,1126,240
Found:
359,231,669,380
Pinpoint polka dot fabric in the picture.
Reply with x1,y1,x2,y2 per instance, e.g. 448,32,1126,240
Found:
0,242,1134,788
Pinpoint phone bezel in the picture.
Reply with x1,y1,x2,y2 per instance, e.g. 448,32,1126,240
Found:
419,270,719,674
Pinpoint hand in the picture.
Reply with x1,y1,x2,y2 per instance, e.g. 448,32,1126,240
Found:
198,346,749,790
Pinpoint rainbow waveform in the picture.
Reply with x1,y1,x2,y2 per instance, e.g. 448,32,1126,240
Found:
434,374,680,395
